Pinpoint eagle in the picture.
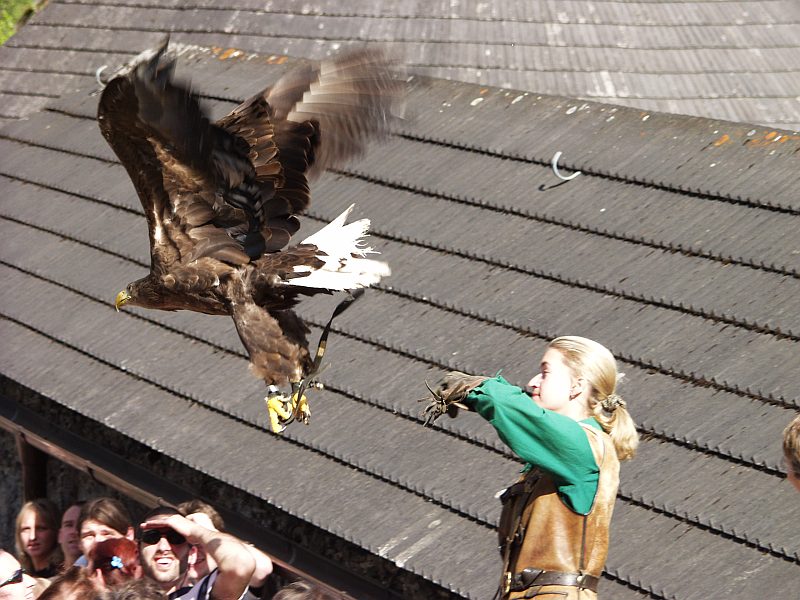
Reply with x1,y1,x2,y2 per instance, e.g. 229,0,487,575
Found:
99,39,405,432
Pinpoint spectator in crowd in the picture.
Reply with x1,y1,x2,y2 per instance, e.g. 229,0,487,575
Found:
77,499,135,566
102,578,164,600
176,500,272,598
174,502,222,587
139,506,254,600
15,500,63,578
57,502,85,570
37,567,98,600
784,413,800,492
272,581,337,600
88,539,141,588
0,549,36,600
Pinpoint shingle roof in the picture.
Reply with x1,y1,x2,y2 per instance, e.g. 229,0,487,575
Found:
1,4,799,600
1,0,798,130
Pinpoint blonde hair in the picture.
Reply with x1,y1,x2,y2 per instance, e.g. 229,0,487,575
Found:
783,414,800,478
15,499,63,572
548,336,639,461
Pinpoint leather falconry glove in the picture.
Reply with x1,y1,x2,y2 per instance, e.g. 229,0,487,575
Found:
420,371,489,426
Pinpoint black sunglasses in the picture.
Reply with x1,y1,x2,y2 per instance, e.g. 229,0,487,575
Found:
140,528,187,546
0,568,23,588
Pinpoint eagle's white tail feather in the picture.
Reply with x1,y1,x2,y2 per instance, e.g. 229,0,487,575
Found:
288,204,390,291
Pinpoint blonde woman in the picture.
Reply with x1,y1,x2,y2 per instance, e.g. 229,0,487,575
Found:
425,336,638,599
15,499,63,579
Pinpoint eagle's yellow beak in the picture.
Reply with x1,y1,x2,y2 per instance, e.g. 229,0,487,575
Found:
115,290,131,312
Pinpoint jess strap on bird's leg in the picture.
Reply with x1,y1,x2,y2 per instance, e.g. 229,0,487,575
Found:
420,371,489,426
265,384,317,433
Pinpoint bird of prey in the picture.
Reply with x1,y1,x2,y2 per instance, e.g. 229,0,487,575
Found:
99,39,405,432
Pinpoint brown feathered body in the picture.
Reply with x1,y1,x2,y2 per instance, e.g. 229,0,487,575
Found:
99,39,403,386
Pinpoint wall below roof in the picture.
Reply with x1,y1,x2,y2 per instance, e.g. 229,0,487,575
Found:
0,429,23,550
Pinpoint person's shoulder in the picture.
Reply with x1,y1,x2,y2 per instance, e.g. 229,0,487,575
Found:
579,420,618,466
169,572,218,600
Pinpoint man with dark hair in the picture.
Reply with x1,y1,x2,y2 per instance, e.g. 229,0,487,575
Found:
58,501,85,569
139,506,254,600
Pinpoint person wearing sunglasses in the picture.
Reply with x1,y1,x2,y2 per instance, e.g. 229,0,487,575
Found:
139,507,254,600
0,550,36,600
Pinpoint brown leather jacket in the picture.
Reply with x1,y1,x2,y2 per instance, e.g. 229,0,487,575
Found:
499,425,620,599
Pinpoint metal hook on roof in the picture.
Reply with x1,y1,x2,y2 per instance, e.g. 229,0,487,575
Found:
96,65,108,88
551,151,581,181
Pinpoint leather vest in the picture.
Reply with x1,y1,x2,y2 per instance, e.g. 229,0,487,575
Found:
498,425,620,598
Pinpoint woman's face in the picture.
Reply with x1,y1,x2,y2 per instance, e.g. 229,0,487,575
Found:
527,348,576,414
79,519,125,558
18,508,57,563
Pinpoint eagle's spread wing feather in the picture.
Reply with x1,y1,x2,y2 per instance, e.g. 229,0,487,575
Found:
99,38,262,269
268,48,405,181
214,95,301,254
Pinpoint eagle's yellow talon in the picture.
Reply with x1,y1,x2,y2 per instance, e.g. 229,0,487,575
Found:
292,392,310,424
265,382,317,432
268,411,283,434
266,393,292,433
266,390,312,432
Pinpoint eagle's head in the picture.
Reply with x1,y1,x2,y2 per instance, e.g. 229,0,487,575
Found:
114,276,160,311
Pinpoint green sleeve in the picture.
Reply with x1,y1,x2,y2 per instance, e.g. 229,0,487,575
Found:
465,376,600,515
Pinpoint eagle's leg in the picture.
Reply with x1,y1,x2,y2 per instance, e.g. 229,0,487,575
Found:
264,383,318,433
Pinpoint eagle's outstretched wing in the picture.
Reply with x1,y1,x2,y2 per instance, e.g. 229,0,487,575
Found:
98,37,264,272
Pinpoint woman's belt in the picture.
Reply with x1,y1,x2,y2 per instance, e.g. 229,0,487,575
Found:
507,568,600,593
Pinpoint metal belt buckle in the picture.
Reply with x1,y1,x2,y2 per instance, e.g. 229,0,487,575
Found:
504,571,511,594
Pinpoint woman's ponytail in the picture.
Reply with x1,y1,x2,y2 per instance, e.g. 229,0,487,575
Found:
549,336,640,461
592,392,638,461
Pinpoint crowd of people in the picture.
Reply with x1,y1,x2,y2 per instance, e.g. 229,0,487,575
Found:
1,497,337,600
